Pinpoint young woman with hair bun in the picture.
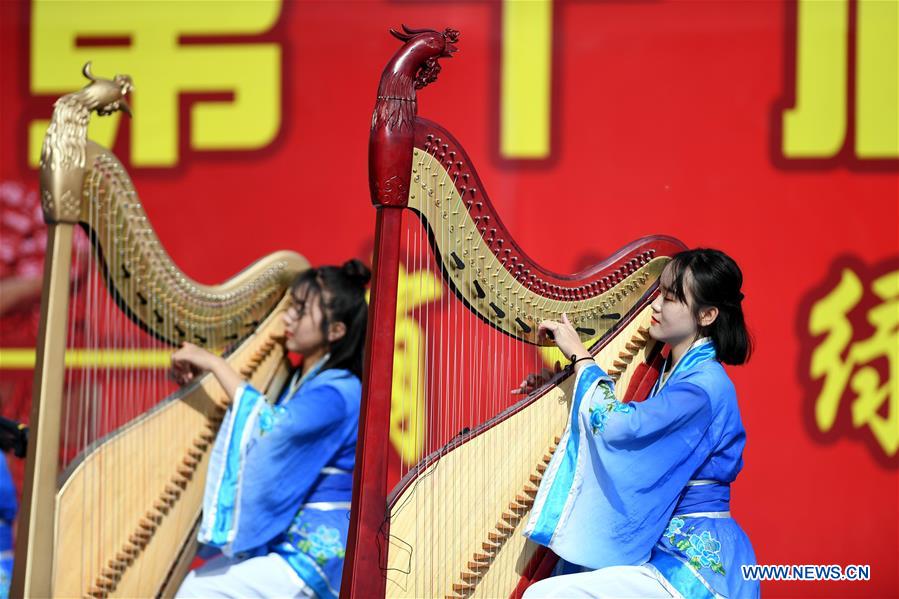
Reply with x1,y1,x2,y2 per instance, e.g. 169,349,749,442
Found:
523,248,759,599
172,259,371,599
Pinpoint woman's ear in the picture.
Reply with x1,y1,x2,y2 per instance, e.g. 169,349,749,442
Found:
699,306,719,328
328,321,347,343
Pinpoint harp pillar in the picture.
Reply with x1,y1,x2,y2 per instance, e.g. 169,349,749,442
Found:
12,223,74,598
342,207,403,598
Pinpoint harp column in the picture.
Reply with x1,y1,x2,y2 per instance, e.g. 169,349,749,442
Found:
343,26,459,598
12,227,77,597
342,206,403,598
12,64,133,596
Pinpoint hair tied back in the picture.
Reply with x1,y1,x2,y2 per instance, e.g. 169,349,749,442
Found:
341,259,372,287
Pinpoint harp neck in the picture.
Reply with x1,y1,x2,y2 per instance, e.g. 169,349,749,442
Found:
37,65,305,350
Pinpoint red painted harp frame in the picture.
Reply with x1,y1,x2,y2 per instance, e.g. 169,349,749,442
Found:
343,27,686,598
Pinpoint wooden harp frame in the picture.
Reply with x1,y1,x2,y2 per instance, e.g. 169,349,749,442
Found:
12,64,308,598
342,27,687,598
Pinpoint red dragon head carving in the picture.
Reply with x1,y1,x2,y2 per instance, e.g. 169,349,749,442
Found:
386,25,459,90
370,26,461,207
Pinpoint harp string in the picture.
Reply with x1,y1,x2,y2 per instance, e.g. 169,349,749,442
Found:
387,139,550,595
57,171,185,595
414,207,423,599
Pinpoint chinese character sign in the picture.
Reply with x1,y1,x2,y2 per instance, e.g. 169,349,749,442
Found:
804,258,899,462
28,0,284,167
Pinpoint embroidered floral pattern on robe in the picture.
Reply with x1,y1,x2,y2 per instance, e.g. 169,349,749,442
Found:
588,380,633,434
286,513,346,566
664,517,726,575
257,403,287,435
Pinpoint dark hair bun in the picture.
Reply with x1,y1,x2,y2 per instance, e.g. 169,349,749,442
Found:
341,259,372,287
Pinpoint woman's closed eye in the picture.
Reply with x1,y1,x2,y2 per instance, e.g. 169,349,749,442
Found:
289,298,307,318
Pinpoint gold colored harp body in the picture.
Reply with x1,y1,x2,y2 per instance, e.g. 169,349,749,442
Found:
12,64,308,598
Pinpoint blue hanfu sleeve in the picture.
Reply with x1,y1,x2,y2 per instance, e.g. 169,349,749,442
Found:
198,381,349,555
0,455,17,523
524,363,717,570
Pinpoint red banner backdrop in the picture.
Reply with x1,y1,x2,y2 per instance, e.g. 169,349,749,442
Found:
1,1,896,597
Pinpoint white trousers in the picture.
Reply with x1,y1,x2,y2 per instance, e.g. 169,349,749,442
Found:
176,552,317,599
523,564,678,599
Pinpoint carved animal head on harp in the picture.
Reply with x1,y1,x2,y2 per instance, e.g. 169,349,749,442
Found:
375,25,459,125
41,62,133,177
371,26,459,207
79,61,134,116
388,25,459,90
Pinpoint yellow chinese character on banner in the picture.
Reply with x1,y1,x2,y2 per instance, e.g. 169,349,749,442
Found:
809,266,899,457
783,0,898,159
390,265,442,465
29,0,283,167
365,263,442,465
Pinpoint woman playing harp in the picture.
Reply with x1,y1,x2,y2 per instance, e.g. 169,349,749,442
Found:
172,261,370,599
13,63,324,599
344,24,711,599
524,249,759,599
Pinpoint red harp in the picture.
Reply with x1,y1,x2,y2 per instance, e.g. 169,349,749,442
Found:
343,27,686,598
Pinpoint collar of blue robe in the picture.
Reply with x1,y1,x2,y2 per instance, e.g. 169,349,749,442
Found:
282,353,331,404
649,338,717,398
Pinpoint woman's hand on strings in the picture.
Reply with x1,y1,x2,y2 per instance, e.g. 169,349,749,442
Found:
171,342,216,386
537,313,590,362
512,313,595,396
171,343,244,398
512,361,562,395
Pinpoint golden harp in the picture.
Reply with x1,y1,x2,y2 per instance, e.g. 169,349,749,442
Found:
11,64,308,598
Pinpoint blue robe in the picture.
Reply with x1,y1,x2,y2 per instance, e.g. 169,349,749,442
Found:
524,339,758,598
197,361,361,599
